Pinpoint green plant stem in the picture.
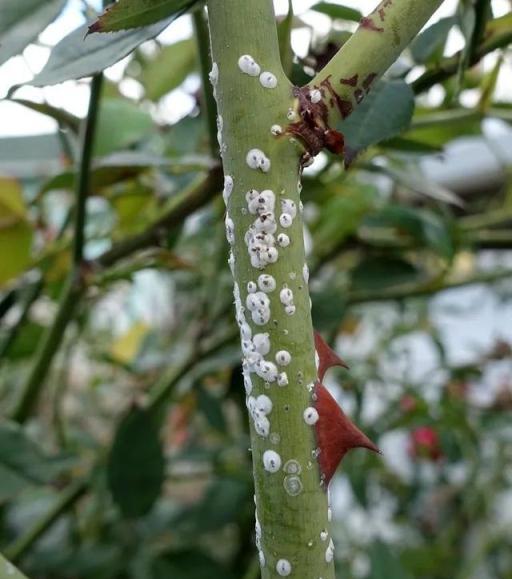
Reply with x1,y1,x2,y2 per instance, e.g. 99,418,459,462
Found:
73,74,103,265
347,268,512,304
10,71,103,424
96,167,222,268
309,0,444,126
412,29,512,94
10,275,84,423
193,8,219,158
0,553,28,579
5,479,87,563
207,0,334,576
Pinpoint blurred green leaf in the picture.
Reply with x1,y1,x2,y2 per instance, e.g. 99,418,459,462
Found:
172,477,250,533
339,81,415,160
0,422,69,502
0,178,33,286
362,205,454,260
310,2,362,22
107,407,165,518
151,549,234,579
197,385,227,433
278,0,294,77
7,98,80,133
28,19,173,87
141,38,196,101
410,17,455,64
369,541,412,579
0,0,66,66
89,0,197,33
95,99,154,156
351,256,423,291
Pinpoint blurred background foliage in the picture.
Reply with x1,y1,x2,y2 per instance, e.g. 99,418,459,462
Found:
0,0,512,578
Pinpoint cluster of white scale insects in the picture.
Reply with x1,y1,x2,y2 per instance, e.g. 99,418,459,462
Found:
209,53,334,576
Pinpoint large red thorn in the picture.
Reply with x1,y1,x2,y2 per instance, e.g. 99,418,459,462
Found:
314,382,380,488
314,331,349,382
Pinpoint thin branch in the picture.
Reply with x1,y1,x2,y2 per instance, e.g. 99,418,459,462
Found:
347,268,512,305
4,479,88,563
95,166,222,268
193,8,219,159
73,74,103,265
412,28,512,94
308,0,444,126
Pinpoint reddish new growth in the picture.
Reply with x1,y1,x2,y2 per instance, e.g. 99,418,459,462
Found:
313,331,380,487
286,86,345,163
360,16,384,32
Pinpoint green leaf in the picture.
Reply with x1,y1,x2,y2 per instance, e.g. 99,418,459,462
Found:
107,407,164,518
310,2,362,22
0,0,66,66
8,98,80,133
410,17,455,64
351,256,423,291
362,205,454,260
277,0,294,77
28,19,173,87
89,0,198,33
0,421,67,502
369,541,412,579
0,178,33,287
141,38,196,101
94,99,154,156
151,550,235,579
339,80,415,159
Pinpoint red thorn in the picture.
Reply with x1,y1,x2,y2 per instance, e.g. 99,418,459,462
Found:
314,382,380,488
314,331,349,382
87,21,102,35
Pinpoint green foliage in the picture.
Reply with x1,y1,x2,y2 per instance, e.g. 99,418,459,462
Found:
89,0,199,33
29,20,173,87
107,407,165,518
0,0,66,66
339,81,415,159
310,2,362,22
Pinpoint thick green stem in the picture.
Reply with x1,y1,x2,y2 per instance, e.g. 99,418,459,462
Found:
207,1,333,577
4,479,87,563
0,553,28,579
309,0,444,126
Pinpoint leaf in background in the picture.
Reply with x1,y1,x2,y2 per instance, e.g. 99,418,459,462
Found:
278,0,294,78
89,0,198,33
0,0,66,66
0,178,33,286
94,99,154,156
410,17,455,64
197,385,226,433
478,54,503,111
362,205,454,260
368,541,412,579
7,98,80,133
339,81,415,161
313,182,377,256
107,407,165,518
171,477,250,534
151,550,235,579
310,2,362,22
351,256,423,291
141,38,196,101
28,18,173,87
0,421,69,502
110,322,150,364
